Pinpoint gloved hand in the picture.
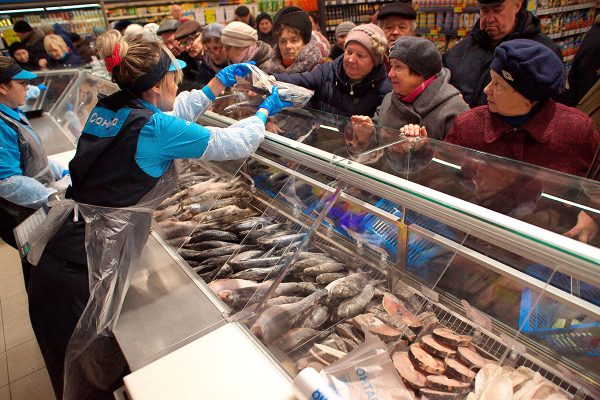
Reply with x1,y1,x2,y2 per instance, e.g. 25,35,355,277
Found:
38,84,47,91
256,87,292,122
215,61,255,88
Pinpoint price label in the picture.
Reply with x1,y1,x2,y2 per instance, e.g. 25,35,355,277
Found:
457,29,467,36
430,28,440,35
454,6,464,12
499,333,527,354
421,285,439,302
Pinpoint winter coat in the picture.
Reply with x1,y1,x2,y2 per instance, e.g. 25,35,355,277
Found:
194,54,227,87
74,38,93,63
566,15,600,106
258,31,277,47
46,50,84,69
22,29,47,64
443,8,562,108
268,37,323,74
249,41,274,71
445,99,600,177
274,55,391,117
374,68,469,140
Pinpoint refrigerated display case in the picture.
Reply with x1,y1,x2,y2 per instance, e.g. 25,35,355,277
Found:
35,71,600,399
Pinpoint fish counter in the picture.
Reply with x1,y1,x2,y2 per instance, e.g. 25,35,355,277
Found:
31,73,600,400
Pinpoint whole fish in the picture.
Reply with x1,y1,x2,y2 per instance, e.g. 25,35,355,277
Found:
230,263,286,281
231,216,276,232
266,296,304,307
227,250,266,271
251,289,328,343
158,177,222,208
179,188,245,207
274,328,326,353
257,232,306,248
301,305,330,330
159,221,197,240
208,278,259,294
325,273,368,299
336,283,375,320
212,263,233,280
292,257,337,272
303,262,345,276
184,240,236,251
194,244,255,260
219,281,318,309
316,272,348,284
188,229,239,244
193,205,254,223
240,223,289,242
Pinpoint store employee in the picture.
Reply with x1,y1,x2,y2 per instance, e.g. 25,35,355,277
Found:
0,57,59,283
26,30,290,400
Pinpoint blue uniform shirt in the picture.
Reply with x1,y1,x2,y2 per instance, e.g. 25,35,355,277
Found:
0,104,30,180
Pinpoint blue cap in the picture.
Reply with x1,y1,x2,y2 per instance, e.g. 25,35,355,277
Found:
12,69,37,80
169,59,186,72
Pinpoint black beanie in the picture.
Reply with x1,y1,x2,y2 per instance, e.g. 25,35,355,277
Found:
256,12,273,25
235,5,250,17
273,6,312,44
13,20,33,33
490,39,565,101
389,36,442,79
9,42,27,57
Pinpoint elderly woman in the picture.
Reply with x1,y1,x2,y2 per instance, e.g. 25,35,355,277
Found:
40,34,84,69
268,6,323,74
221,21,273,70
351,36,468,140
275,24,391,118
196,23,228,85
256,12,276,47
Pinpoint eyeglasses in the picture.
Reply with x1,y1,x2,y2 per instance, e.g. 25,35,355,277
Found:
206,45,224,53
180,32,201,49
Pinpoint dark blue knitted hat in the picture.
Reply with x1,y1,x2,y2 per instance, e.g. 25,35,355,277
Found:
490,39,565,101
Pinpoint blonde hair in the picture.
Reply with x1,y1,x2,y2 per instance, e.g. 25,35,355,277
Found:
95,29,182,91
43,34,67,53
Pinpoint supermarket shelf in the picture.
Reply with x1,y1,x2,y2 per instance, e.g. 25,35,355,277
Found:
563,54,575,62
416,6,479,12
548,26,591,39
415,27,470,36
325,0,392,5
535,2,596,16
107,12,169,21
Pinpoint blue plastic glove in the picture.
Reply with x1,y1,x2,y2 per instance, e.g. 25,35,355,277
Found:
38,84,47,91
215,61,255,88
255,87,292,123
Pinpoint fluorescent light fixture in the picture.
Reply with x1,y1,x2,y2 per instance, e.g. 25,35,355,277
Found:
541,193,600,214
46,4,100,10
1,8,44,13
432,157,461,170
320,125,339,132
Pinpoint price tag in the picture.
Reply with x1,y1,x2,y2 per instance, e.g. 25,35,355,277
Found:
454,6,464,12
430,28,440,35
499,333,527,354
457,29,467,36
421,285,439,302
461,300,492,331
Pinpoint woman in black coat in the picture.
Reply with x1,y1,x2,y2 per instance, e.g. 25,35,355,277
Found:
274,23,391,117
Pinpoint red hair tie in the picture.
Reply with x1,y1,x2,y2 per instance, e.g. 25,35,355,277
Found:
105,43,122,73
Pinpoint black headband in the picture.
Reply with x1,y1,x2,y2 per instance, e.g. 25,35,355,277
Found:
124,52,171,94
0,63,24,84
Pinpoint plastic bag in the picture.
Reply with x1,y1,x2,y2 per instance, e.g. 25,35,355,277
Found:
322,330,415,400
0,175,56,208
241,63,314,108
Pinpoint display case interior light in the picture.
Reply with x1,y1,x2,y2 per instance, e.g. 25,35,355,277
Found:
1,8,44,13
46,4,100,10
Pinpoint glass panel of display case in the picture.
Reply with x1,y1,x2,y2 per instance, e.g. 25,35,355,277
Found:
512,278,600,399
51,74,119,141
24,70,79,114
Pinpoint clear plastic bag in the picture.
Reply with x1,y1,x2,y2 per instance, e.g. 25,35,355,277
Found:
0,175,56,208
241,63,314,108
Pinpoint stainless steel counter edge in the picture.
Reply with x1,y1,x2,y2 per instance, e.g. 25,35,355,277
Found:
114,231,229,371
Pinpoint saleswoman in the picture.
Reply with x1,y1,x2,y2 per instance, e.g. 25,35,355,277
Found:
27,30,290,400
0,57,59,285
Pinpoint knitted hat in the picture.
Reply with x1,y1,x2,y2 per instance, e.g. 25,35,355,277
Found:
13,21,33,33
478,0,506,6
344,23,388,65
256,12,273,25
8,42,27,57
389,36,442,79
273,6,312,44
156,19,181,35
235,5,250,17
174,20,202,40
114,20,133,33
335,21,356,39
203,23,225,39
377,2,417,21
222,21,258,47
490,39,565,101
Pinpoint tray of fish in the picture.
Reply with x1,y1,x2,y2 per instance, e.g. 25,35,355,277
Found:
151,160,582,400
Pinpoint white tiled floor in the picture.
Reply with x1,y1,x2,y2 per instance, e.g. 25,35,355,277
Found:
0,240,55,400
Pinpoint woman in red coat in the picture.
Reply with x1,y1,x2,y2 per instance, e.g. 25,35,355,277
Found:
401,39,600,242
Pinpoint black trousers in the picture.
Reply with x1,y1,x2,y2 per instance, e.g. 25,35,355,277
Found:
0,206,33,288
28,250,127,399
